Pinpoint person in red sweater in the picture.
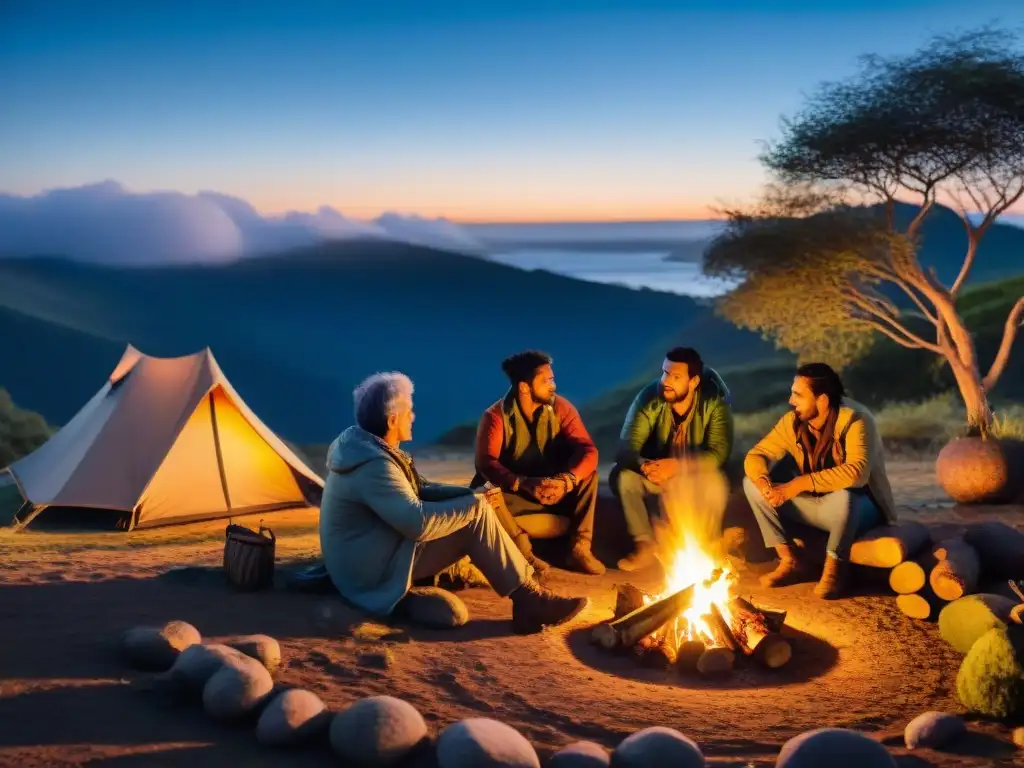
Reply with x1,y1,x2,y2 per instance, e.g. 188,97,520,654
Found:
472,350,605,576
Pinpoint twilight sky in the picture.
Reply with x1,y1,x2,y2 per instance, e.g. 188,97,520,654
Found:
3,0,1023,222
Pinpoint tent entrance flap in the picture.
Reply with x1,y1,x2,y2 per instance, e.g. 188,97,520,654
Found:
209,390,232,511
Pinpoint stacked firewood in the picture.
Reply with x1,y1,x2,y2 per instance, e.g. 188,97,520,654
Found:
591,580,793,677
888,521,1024,621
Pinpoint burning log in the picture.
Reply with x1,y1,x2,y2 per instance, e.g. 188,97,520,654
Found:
731,596,787,633
707,603,739,653
675,639,705,673
591,583,699,650
614,584,648,619
696,646,735,676
728,597,792,669
634,635,677,669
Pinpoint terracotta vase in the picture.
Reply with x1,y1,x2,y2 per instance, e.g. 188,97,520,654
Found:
935,436,1020,505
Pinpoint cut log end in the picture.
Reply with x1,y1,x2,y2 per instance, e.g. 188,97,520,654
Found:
696,646,734,676
889,558,930,595
897,592,945,621
675,640,706,673
591,623,619,650
754,635,793,669
929,538,981,602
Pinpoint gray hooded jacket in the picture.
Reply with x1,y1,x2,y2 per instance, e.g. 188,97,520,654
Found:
318,426,484,616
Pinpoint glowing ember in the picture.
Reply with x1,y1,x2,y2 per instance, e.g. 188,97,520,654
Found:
642,455,736,650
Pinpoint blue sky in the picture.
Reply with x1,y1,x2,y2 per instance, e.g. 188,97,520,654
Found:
2,0,1023,221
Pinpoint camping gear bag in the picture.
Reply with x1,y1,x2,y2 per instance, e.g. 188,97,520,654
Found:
223,520,276,591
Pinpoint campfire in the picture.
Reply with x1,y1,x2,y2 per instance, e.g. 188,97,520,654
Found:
592,458,792,676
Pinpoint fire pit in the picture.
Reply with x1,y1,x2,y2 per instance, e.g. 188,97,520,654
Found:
590,457,793,677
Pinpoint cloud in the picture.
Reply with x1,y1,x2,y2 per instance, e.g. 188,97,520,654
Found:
0,181,486,265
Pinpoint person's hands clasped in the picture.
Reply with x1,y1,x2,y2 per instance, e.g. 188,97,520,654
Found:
641,458,678,486
481,485,505,509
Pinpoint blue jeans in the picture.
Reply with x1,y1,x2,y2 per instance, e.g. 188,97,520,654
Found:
742,476,881,560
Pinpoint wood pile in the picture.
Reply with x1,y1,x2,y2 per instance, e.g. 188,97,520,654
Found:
591,582,793,678
886,521,1024,622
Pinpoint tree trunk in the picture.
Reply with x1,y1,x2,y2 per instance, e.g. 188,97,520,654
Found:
947,357,992,435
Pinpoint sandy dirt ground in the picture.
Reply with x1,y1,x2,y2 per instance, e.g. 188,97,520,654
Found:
1,455,1022,767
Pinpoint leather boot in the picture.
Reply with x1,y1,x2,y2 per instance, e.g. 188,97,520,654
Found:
759,544,804,587
510,581,590,635
567,539,606,575
617,540,657,572
814,555,850,600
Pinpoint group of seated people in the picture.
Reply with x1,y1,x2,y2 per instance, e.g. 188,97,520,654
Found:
318,346,897,634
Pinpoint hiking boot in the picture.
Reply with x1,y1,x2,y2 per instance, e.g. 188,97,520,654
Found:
510,581,590,635
814,555,850,600
567,540,606,575
759,544,804,587
617,540,657,572
513,532,551,575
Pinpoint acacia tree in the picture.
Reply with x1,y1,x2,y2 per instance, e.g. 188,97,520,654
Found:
704,29,1024,434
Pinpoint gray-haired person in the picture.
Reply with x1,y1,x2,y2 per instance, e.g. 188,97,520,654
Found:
318,371,590,634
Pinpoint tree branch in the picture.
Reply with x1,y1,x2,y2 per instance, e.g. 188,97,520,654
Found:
982,296,1024,392
847,292,942,353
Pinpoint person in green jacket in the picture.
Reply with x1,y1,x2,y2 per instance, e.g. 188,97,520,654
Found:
609,347,735,571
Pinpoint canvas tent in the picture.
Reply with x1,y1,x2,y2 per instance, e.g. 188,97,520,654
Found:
2,345,324,530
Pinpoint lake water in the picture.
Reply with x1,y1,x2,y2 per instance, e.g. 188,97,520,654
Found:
486,249,737,297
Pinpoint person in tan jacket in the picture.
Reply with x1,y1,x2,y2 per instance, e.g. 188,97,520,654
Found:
742,363,897,599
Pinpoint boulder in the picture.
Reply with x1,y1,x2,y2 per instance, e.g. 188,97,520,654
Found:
776,728,896,767
256,688,331,747
396,587,470,629
936,437,1014,505
939,594,1018,653
956,625,1024,719
228,634,282,673
329,695,428,765
611,727,704,767
1013,726,1024,748
121,620,201,670
436,717,540,768
903,711,966,750
161,643,245,693
202,653,275,721
549,741,610,767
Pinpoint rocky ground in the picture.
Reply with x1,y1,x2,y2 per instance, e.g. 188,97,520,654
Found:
0,453,1021,767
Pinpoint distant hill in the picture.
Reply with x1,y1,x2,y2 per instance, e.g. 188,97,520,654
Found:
0,239,778,446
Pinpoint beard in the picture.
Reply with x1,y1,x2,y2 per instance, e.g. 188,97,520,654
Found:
661,386,682,403
532,389,556,406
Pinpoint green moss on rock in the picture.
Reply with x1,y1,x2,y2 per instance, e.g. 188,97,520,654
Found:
939,594,1018,654
955,625,1024,719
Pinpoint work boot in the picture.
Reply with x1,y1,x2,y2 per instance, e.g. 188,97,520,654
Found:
814,555,850,600
759,544,804,587
567,539,606,575
617,540,657,572
510,580,590,635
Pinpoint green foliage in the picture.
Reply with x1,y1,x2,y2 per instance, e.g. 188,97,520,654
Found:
956,625,1024,719
0,387,53,468
939,594,1019,654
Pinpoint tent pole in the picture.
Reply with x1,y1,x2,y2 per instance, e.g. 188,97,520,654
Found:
209,392,232,511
